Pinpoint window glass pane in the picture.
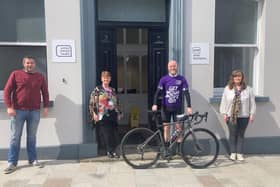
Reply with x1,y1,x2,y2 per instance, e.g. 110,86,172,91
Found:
117,28,123,44
126,28,139,44
0,46,47,90
142,29,148,44
214,47,254,87
141,55,148,93
215,0,258,44
97,0,166,22
117,56,125,93
0,0,45,42
126,56,139,93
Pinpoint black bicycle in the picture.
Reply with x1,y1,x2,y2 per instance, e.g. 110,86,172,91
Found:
120,111,219,169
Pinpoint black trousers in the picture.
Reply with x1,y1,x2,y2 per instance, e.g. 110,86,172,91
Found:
227,117,249,154
97,120,119,153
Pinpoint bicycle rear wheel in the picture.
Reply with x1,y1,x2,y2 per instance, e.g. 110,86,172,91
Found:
181,128,219,169
121,128,161,169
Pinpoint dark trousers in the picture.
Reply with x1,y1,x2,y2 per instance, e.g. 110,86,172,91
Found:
98,120,118,153
227,117,249,154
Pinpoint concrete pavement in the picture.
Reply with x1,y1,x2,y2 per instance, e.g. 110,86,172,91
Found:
0,155,280,187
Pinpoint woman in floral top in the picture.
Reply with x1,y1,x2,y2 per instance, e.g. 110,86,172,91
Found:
89,71,121,158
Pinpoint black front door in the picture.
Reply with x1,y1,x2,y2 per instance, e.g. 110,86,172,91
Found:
148,29,168,109
96,27,168,113
96,28,117,88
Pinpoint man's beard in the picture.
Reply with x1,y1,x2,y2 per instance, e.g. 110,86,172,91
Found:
24,67,35,73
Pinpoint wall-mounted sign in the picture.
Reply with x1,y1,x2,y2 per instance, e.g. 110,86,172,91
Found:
52,40,76,62
0,91,3,101
190,43,209,64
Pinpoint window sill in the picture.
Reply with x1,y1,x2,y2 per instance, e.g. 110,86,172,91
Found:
209,96,270,104
0,100,54,109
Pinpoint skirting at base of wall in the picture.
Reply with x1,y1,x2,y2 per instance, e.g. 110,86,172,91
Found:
219,137,280,155
0,136,279,160
0,143,97,160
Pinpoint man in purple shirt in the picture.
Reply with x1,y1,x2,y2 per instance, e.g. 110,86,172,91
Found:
3,56,49,174
152,60,192,149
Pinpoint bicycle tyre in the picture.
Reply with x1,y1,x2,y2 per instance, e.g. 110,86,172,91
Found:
121,128,161,169
181,128,219,169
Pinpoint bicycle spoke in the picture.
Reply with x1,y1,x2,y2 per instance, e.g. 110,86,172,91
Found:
181,128,219,169
121,128,161,169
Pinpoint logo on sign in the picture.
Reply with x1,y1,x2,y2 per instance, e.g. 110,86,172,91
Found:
56,45,72,57
192,47,201,56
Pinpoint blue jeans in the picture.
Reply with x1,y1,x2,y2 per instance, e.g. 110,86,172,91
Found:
8,110,40,166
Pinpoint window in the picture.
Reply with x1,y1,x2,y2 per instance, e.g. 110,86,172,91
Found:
214,0,262,95
0,0,46,99
97,0,166,22
117,28,148,94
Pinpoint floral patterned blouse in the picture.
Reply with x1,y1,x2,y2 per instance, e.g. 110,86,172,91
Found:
89,86,121,121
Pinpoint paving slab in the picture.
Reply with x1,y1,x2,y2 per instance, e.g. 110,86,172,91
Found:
0,155,280,187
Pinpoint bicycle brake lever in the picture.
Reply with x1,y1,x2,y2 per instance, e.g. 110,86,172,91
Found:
194,111,199,121
204,112,208,122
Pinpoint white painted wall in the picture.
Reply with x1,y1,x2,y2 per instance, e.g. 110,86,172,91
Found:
1,0,279,153
0,0,82,148
183,0,225,139
43,0,83,145
184,0,280,141
253,0,280,136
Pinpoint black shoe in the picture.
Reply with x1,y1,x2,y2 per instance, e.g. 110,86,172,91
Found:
107,152,114,158
164,142,170,148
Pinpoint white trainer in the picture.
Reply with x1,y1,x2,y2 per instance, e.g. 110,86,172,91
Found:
229,153,236,161
4,163,17,174
29,160,44,168
237,154,245,161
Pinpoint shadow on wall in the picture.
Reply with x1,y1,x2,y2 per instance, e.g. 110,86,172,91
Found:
43,94,84,159
0,107,10,120
190,89,230,155
49,94,83,145
244,101,280,154
0,94,95,160
191,89,280,154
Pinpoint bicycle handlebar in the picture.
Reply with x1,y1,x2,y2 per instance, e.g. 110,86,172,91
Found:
148,110,208,126
191,111,208,125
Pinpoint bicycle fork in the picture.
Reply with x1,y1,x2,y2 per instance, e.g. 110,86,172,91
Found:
189,128,204,153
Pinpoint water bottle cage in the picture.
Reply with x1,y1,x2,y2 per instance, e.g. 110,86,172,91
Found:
171,130,179,142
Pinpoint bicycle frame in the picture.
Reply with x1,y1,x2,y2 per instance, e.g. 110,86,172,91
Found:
150,111,208,156
138,120,192,157
121,111,219,169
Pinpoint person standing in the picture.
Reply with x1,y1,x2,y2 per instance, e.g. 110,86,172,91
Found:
3,56,49,174
152,60,192,150
89,71,121,158
220,69,256,161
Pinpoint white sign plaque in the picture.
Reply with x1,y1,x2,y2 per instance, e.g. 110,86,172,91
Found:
52,40,76,62
190,43,209,64
0,91,3,101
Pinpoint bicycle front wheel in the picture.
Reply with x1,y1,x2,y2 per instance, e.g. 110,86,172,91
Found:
181,128,219,169
121,128,161,169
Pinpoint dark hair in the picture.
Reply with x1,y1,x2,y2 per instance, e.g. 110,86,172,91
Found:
227,69,247,90
22,55,36,63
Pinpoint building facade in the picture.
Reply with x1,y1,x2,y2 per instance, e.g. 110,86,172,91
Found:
0,0,279,159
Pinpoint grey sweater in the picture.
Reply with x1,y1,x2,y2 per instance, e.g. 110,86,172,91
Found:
219,86,256,117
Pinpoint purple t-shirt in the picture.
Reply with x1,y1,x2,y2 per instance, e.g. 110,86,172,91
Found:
158,74,189,110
